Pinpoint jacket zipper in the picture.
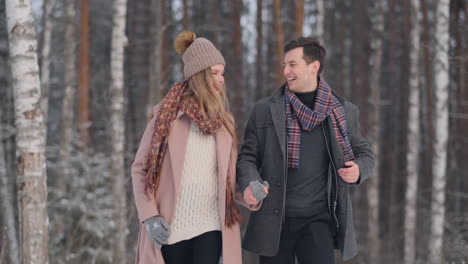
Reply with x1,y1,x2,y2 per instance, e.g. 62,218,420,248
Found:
321,122,340,229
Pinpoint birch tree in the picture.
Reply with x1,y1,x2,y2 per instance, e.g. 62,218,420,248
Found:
5,0,49,263
110,0,128,262
404,1,420,263
429,0,450,263
367,0,384,263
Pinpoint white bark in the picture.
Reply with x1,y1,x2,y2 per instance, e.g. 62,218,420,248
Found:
5,0,49,263
0,117,20,264
58,0,77,189
39,0,54,123
367,0,384,263
404,1,420,263
110,0,128,262
429,0,450,263
147,0,162,118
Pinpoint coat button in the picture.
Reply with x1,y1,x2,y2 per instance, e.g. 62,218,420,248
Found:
274,209,279,214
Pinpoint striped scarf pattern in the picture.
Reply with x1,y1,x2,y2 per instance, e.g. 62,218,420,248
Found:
285,79,354,168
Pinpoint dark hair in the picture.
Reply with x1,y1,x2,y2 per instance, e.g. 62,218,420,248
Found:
284,37,326,75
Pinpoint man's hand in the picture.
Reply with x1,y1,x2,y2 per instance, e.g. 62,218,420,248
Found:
144,215,170,248
338,161,360,183
243,180,269,205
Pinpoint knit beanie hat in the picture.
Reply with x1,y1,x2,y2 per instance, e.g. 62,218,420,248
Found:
174,31,225,80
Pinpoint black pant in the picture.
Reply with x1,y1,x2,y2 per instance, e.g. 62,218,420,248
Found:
161,231,222,264
260,219,335,264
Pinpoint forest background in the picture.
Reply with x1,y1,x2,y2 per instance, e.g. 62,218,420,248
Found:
0,0,467,263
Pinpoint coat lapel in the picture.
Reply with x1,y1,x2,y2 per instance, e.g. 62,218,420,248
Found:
216,125,232,225
326,117,345,169
216,125,232,187
270,95,286,157
168,111,189,198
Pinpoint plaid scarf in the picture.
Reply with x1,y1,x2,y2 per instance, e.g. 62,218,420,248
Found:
285,78,354,168
144,81,240,227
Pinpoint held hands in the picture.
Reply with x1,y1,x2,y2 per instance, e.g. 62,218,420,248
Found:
144,215,170,248
243,180,269,206
338,161,360,183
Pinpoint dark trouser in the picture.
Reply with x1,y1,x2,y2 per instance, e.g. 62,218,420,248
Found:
260,219,335,264
161,230,222,264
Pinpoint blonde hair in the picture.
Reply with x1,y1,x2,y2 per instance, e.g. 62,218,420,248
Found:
182,69,237,145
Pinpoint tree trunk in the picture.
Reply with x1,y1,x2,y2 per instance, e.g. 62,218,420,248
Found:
210,0,219,46
255,0,263,100
147,0,162,118
295,0,304,37
272,0,284,87
39,0,54,124
5,0,49,263
316,0,324,41
418,1,435,260
462,0,468,218
342,0,352,98
429,0,450,263
0,115,20,264
110,0,128,262
447,0,462,219
183,0,189,29
79,0,91,149
161,0,171,89
59,0,77,192
0,1,19,263
367,0,384,263
403,1,420,263
230,0,245,136
420,0,434,197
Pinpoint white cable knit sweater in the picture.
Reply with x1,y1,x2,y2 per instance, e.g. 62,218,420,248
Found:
167,122,221,244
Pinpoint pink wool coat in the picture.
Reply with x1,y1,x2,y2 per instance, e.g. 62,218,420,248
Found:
131,105,245,264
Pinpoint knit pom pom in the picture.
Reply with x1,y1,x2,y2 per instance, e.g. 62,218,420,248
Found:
174,30,196,55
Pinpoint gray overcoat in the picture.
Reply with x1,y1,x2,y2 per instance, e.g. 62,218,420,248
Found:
237,85,374,261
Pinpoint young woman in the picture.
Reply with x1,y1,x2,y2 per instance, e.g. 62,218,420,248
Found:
131,31,242,264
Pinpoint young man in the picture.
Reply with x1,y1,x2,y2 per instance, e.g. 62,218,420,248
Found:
237,37,374,263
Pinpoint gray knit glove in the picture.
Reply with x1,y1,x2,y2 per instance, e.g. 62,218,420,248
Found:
248,180,269,201
144,216,170,248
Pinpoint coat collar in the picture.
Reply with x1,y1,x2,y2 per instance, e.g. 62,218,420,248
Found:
269,83,287,156
175,109,185,119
